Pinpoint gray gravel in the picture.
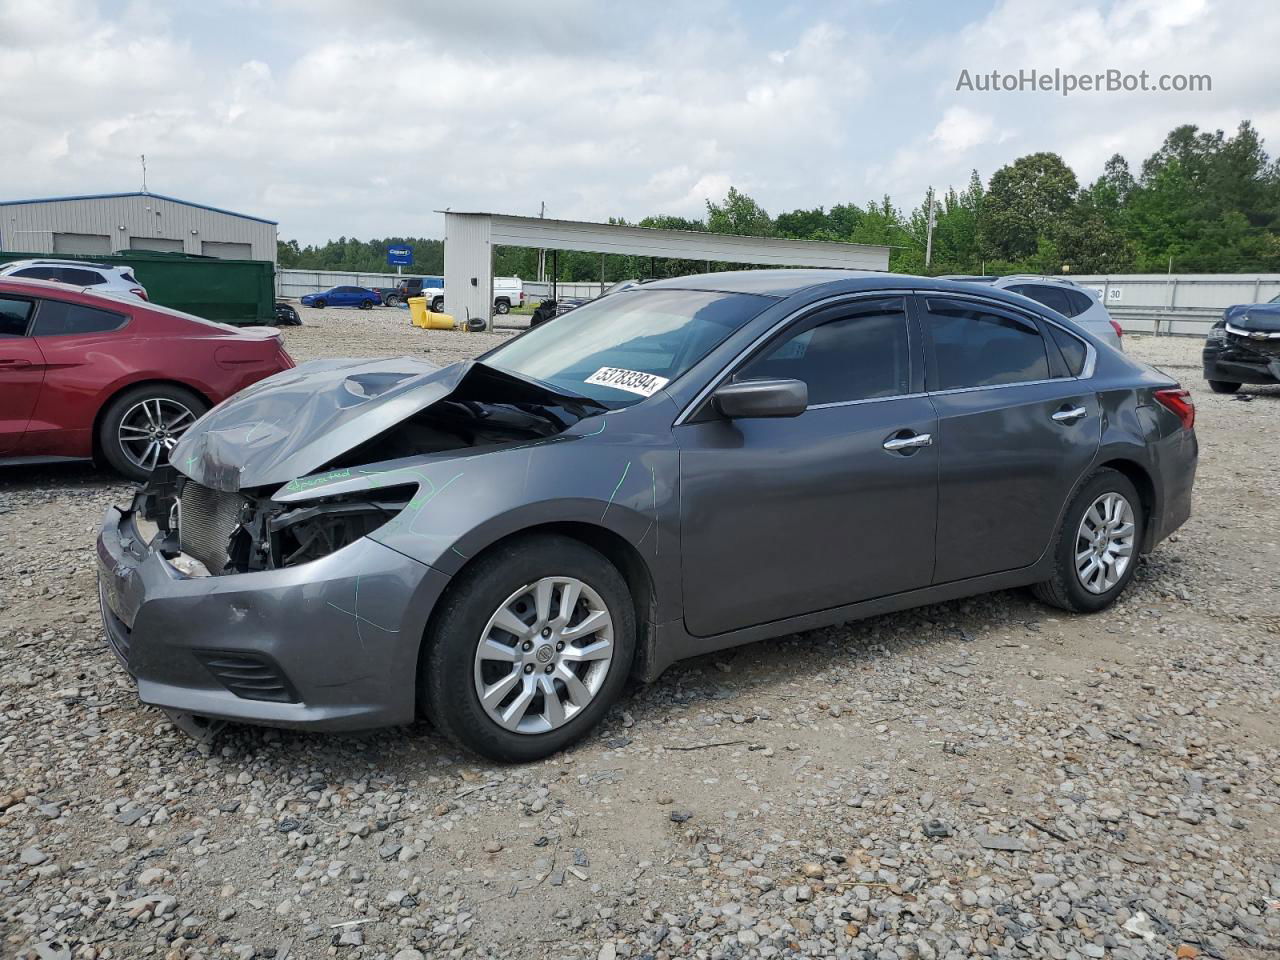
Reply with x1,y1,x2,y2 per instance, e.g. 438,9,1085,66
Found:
2,310,1278,960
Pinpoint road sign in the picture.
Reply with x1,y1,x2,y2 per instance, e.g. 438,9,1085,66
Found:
387,245,413,266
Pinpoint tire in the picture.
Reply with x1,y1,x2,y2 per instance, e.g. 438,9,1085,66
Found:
495,299,511,315
421,534,635,762
99,384,208,482
359,299,373,310
1208,379,1241,394
385,295,401,307
1031,468,1145,613
313,299,326,309
430,297,444,313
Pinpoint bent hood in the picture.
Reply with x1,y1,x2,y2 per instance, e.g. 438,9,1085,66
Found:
1224,302,1280,332
172,356,471,491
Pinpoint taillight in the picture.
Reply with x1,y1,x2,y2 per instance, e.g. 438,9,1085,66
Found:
519,291,525,302
1154,387,1195,430
131,287,148,301
1109,318,1123,339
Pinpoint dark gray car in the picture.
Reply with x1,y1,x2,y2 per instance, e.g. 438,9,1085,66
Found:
96,271,1198,761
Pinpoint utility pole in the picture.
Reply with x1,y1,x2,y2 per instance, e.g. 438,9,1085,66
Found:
140,154,148,193
537,201,546,284
924,187,936,270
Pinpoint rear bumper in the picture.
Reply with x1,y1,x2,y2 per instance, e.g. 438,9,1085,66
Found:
1148,426,1197,549
96,504,450,731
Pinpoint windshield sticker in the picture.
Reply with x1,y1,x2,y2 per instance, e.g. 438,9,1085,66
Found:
585,367,670,397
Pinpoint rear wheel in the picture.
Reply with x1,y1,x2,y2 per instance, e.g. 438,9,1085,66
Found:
495,299,511,315
421,535,634,762
100,384,207,482
1031,468,1144,613
359,299,373,310
1208,379,1241,394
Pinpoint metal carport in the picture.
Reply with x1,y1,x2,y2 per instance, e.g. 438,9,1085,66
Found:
438,211,891,328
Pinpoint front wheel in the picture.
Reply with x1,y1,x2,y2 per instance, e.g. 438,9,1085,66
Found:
430,297,444,313
312,298,326,309
1031,468,1144,613
384,295,401,307
421,535,635,762
1208,379,1241,394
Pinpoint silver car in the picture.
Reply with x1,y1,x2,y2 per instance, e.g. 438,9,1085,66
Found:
0,258,149,301
946,275,1124,350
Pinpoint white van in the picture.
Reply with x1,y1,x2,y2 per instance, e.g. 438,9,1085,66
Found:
423,277,525,315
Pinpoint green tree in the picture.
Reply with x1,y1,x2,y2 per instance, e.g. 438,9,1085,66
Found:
982,152,1079,262
705,187,775,236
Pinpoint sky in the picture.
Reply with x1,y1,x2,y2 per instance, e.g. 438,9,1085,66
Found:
2,0,1277,245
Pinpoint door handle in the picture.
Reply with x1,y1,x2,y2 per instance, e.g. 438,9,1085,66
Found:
0,358,33,368
883,431,933,452
1051,405,1088,424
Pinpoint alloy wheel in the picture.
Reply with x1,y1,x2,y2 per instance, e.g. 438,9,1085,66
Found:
473,576,614,734
117,397,197,472
1074,492,1136,594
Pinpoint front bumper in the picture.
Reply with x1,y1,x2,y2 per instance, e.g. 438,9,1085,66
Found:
1203,336,1280,385
96,504,450,731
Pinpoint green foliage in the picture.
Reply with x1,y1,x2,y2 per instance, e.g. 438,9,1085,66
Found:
279,121,1280,281
277,237,443,275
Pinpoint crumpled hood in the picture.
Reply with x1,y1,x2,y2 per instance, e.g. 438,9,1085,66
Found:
172,356,472,491
1224,302,1280,332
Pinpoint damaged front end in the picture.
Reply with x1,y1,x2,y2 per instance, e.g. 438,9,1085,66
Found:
146,359,605,576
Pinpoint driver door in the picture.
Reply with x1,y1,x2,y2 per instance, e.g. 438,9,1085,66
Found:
674,295,938,636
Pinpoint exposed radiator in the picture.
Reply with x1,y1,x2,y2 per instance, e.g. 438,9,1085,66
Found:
178,482,244,574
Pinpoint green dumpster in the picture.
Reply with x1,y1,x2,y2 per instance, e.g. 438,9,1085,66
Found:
0,249,275,325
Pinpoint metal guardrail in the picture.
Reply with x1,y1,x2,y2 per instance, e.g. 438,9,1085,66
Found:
1109,306,1221,338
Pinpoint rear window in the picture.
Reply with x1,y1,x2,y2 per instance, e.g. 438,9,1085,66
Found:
32,300,128,336
1063,289,1094,317
0,296,34,337
1009,283,1071,316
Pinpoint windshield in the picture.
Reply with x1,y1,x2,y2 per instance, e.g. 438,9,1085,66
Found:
483,288,775,407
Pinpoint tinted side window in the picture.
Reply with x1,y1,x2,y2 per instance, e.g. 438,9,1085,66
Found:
737,298,911,405
1011,283,1071,316
31,300,128,336
62,268,107,286
1064,290,1094,316
0,297,34,337
11,267,60,282
1049,324,1088,376
926,300,1049,390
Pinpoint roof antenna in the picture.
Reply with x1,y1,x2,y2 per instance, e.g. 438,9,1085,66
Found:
140,154,148,193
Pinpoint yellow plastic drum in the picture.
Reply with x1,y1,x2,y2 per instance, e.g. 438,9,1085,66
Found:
408,297,455,329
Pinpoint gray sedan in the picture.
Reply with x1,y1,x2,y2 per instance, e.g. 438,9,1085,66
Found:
97,271,1198,761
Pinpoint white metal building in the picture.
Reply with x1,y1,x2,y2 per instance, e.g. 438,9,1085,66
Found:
440,211,891,327
0,192,278,262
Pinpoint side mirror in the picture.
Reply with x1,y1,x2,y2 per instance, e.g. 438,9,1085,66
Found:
713,379,808,419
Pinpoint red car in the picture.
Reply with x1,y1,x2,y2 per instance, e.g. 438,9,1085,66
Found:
0,278,295,481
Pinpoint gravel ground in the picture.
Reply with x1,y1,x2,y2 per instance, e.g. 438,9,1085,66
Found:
2,307,1278,960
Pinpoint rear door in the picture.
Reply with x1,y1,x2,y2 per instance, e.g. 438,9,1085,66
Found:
676,294,938,636
0,295,45,456
920,295,1101,583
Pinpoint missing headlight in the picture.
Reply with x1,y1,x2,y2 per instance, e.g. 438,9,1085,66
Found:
246,484,417,570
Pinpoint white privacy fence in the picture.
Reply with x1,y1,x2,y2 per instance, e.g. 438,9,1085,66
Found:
1070,274,1280,336
276,269,439,298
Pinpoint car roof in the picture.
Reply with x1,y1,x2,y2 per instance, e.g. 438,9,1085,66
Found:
1,258,123,271
634,269,1082,304
0,276,136,306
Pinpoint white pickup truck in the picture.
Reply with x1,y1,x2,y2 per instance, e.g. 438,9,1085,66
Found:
424,276,525,315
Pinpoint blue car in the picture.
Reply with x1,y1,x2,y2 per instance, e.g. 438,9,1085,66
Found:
300,286,381,309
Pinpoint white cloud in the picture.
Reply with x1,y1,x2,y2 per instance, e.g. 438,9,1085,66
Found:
1,0,1277,242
